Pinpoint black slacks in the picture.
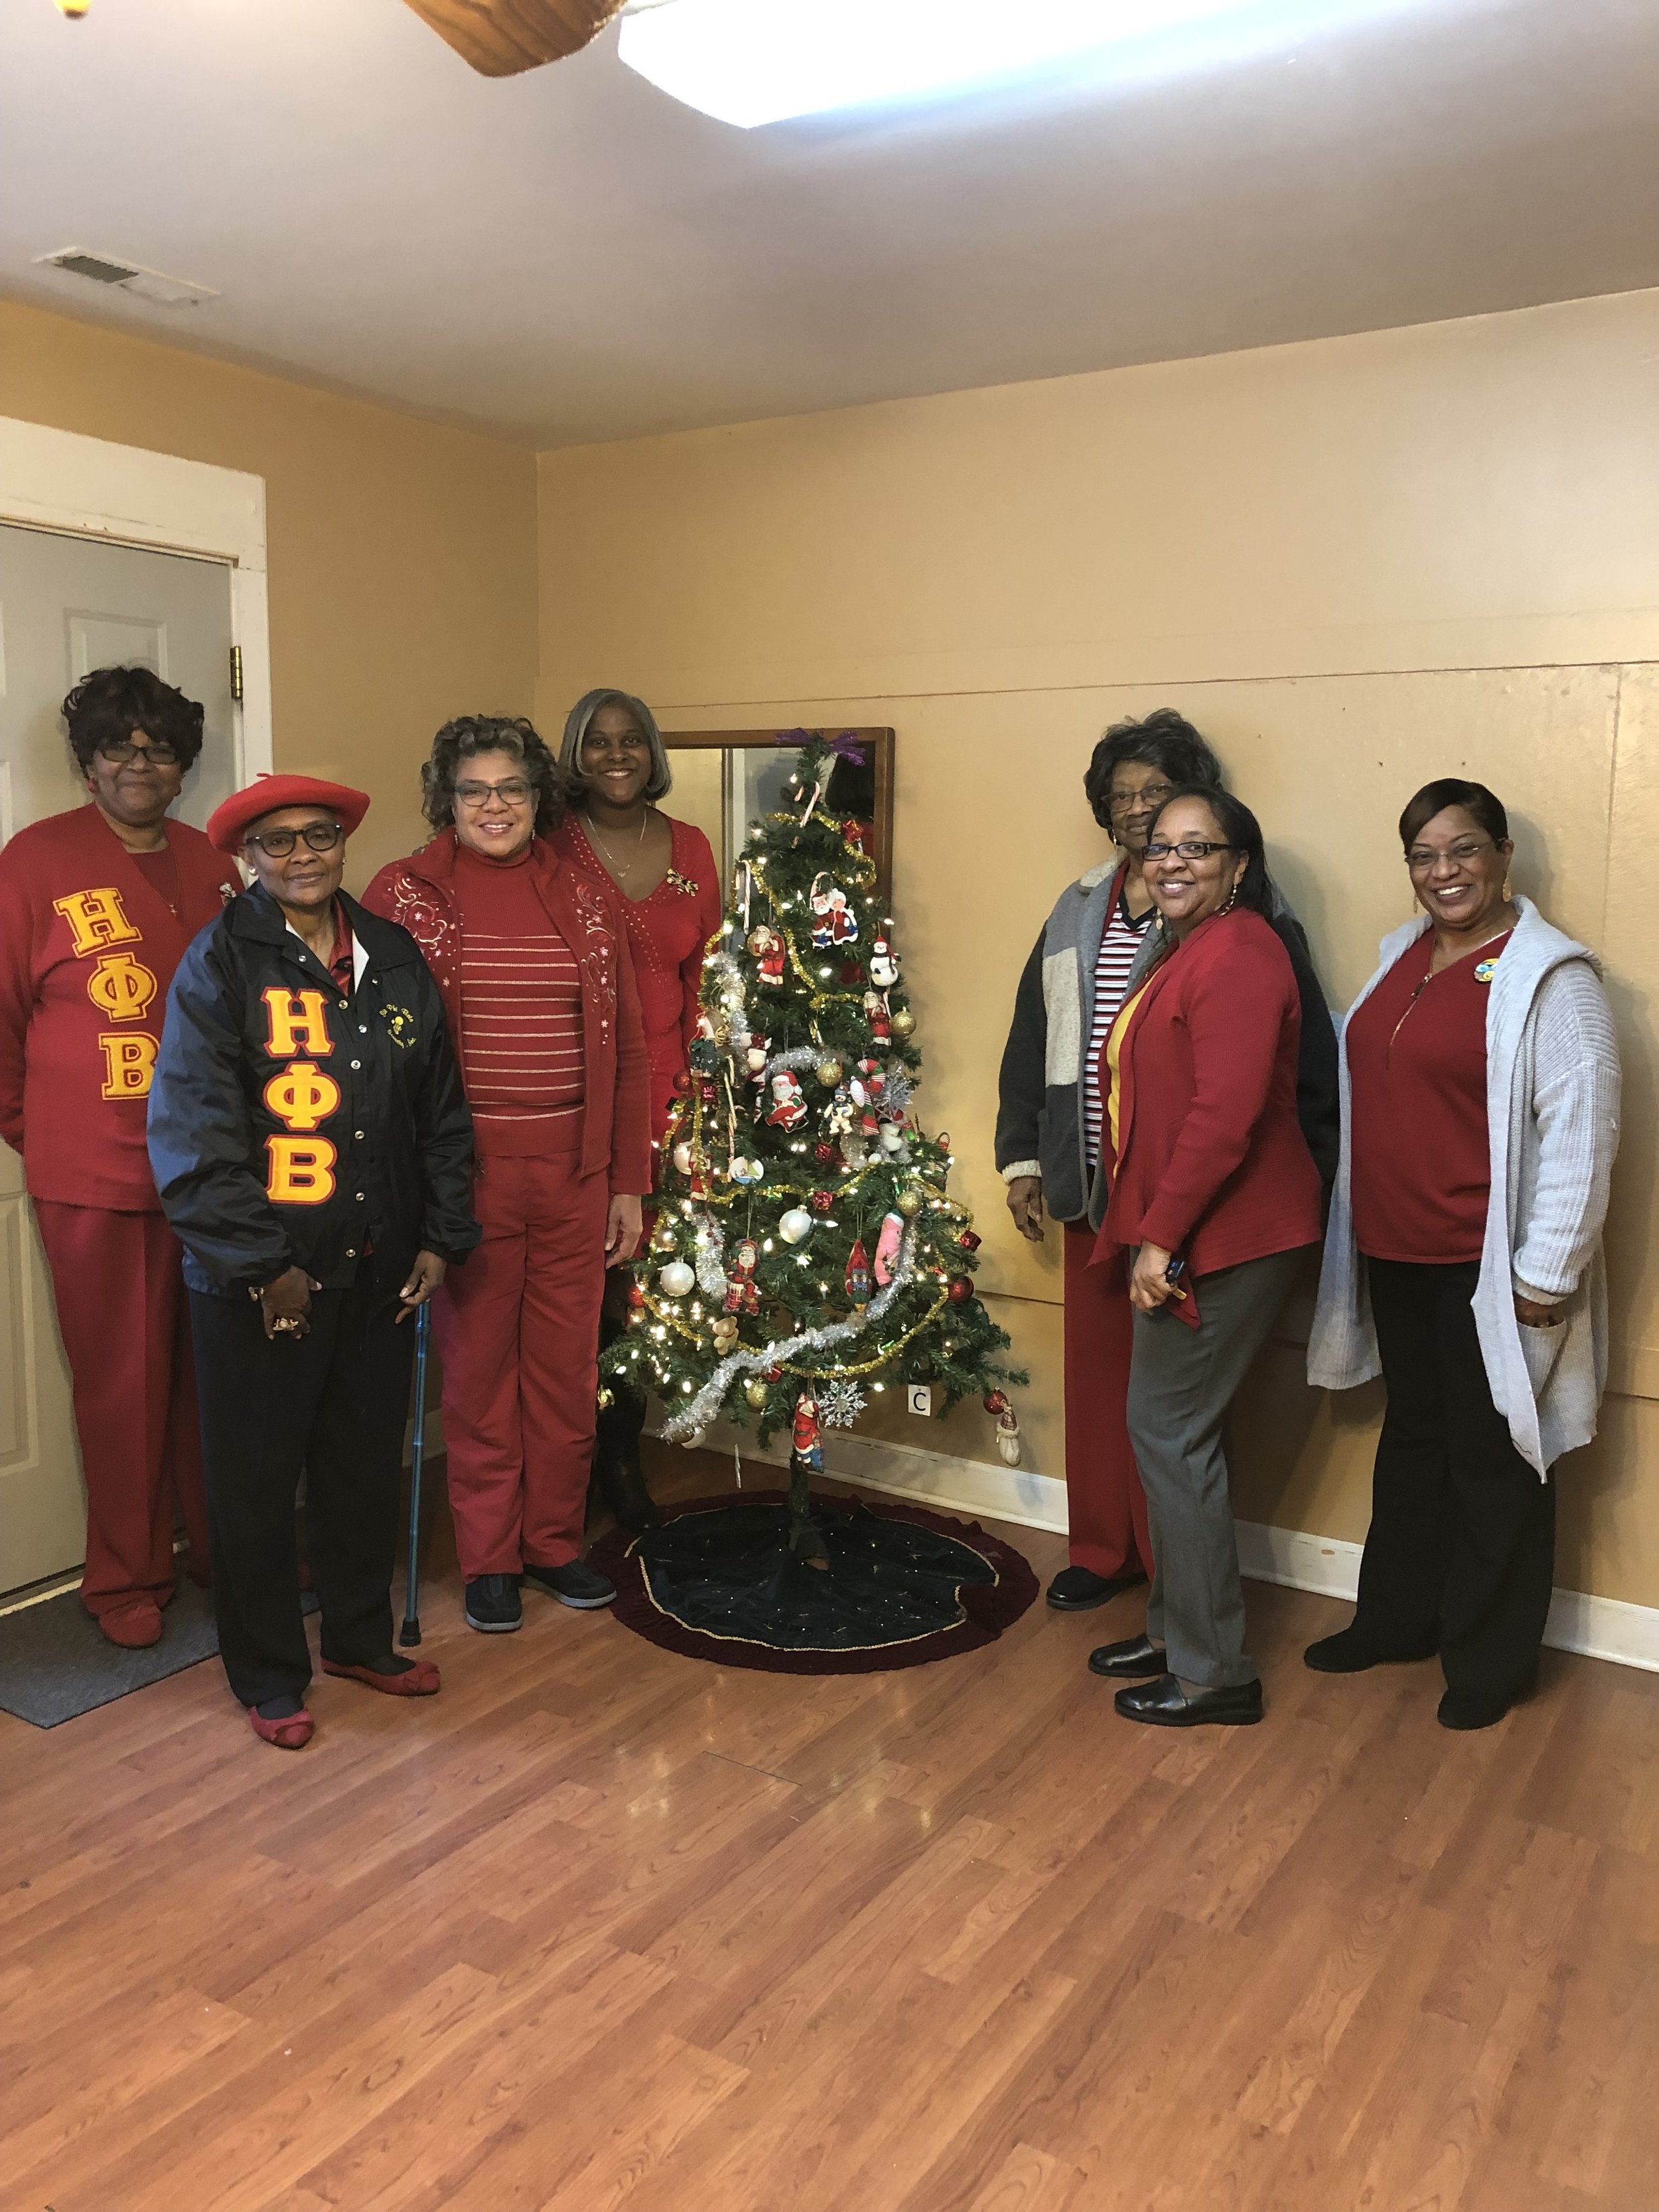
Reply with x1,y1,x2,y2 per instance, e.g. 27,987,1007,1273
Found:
1354,1258,1555,1702
190,1262,416,1707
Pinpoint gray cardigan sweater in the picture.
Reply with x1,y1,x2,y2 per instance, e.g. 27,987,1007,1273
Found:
995,859,1339,1230
1307,898,1621,1476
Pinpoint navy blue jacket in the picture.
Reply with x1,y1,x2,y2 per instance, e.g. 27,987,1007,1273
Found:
147,887,479,1296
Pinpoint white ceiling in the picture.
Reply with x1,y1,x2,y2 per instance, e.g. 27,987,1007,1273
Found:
2,0,1657,449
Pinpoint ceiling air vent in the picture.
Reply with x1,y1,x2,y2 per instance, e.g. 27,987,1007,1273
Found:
34,248,218,308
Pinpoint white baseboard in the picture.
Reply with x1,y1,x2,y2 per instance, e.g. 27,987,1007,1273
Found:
684,1424,1659,1676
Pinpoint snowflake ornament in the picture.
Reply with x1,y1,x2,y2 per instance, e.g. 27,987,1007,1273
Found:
817,1379,868,1429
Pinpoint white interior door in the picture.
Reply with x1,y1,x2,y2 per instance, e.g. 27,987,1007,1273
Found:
0,522,235,1596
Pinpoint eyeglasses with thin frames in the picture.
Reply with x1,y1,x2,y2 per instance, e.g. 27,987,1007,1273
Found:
453,779,534,808
1108,780,1174,816
245,822,345,859
1406,838,1495,872
96,737,180,767
1143,840,1237,862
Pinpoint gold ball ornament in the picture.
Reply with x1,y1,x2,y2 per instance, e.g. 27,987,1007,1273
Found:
815,1056,843,1087
652,1218,678,1251
890,1007,916,1040
896,1185,924,1218
596,1385,614,1410
745,1377,770,1408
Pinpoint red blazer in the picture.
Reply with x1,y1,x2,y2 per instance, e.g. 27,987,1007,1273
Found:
361,831,653,1195
0,806,240,1209
1094,905,1321,1290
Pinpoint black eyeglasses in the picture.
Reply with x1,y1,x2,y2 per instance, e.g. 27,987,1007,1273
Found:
1143,839,1237,861
96,737,180,767
245,822,344,859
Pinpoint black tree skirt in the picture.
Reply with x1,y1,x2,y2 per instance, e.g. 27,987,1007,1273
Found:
587,1487,1039,1675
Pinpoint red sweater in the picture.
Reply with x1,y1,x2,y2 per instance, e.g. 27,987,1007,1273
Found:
0,806,240,1209
361,831,652,1194
1094,906,1322,1287
451,843,585,1153
551,814,722,1142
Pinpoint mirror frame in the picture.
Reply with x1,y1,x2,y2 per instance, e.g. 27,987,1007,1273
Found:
662,725,895,900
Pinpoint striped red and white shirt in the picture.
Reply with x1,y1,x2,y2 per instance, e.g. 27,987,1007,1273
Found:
1082,888,1157,1170
452,844,584,1151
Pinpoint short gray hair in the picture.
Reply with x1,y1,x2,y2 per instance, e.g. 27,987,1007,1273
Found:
559,689,673,802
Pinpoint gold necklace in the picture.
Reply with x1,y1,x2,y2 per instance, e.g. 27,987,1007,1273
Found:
582,808,650,877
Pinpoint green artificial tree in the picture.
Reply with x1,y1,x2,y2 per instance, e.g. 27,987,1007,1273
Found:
605,731,1025,1560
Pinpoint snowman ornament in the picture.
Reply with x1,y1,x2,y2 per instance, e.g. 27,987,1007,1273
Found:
869,933,899,989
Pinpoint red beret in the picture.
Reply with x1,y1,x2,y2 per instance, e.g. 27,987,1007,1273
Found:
207,774,370,855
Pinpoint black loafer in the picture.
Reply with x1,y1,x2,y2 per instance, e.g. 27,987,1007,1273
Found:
1046,1565,1148,1611
1304,1628,1435,1674
1437,1688,1516,1731
1088,1634,1167,1680
1114,1673,1263,1728
522,1558,616,1609
464,1574,522,1634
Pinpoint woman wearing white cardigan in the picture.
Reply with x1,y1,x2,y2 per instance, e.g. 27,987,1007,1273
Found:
1307,778,1621,1730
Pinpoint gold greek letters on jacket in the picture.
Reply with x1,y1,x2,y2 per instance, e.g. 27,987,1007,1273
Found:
98,1032,159,1098
86,952,159,1021
263,1061,342,1133
54,886,142,958
260,988,334,1059
264,1136,338,1205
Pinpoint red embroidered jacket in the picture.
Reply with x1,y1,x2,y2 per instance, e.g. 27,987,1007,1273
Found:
360,831,653,1194
0,806,240,1209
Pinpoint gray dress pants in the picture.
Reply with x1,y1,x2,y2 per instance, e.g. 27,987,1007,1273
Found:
1126,1246,1312,1690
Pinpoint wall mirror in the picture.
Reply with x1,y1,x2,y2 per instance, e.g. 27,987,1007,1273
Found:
661,726,895,900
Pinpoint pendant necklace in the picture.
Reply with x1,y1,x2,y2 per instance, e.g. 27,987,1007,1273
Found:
583,808,649,879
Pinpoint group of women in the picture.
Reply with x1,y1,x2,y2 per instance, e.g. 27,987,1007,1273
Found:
997,711,1621,1733
15,659,1615,1751
147,692,717,1747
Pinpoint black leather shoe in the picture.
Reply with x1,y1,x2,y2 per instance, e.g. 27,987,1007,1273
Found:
1046,1565,1148,1611
1437,1688,1515,1731
464,1574,522,1634
1088,1634,1168,1680
1114,1673,1263,1727
1304,1628,1437,1674
522,1559,616,1610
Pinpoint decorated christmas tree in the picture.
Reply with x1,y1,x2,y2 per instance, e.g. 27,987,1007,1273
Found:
605,731,1024,1555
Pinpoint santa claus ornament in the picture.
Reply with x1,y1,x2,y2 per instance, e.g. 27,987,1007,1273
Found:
749,924,788,986
845,1236,871,1310
723,1239,761,1315
792,1392,825,1471
808,872,859,947
764,1070,808,1131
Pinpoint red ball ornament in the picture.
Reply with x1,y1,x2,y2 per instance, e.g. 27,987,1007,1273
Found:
810,1189,834,1213
983,1389,1009,1414
626,1282,646,1309
672,1070,691,1095
814,1141,838,1165
956,1229,983,1252
946,1276,974,1304
839,960,863,986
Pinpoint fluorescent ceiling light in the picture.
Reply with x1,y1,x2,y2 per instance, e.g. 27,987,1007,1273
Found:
618,0,1378,129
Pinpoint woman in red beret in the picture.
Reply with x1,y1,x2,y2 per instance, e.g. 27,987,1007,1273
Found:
148,776,479,1748
362,717,652,1637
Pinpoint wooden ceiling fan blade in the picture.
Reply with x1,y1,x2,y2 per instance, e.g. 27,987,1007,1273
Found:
401,0,627,78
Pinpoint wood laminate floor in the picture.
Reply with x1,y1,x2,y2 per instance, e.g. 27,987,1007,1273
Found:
3,1448,1657,2212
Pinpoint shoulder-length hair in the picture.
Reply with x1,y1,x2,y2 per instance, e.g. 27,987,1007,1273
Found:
1145,784,1273,915
1083,707,1224,830
559,688,673,802
421,715,568,838
63,664,206,775
1398,778,1509,852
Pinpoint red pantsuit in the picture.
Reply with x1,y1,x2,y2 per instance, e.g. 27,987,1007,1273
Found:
1062,1221,1151,1582
33,1200,210,1615
435,1144,611,1576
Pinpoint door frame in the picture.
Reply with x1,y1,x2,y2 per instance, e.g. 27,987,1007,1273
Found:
0,415,274,810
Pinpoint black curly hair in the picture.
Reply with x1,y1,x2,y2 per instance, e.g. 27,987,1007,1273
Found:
1082,706,1224,831
421,714,569,839
62,665,206,776
1143,784,1273,915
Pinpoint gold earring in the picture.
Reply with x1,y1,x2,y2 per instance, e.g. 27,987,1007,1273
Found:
1502,877,1512,901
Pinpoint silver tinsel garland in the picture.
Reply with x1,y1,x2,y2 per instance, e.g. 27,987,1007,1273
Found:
659,1220,920,1443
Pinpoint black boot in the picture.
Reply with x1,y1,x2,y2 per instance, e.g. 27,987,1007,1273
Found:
590,1384,662,1533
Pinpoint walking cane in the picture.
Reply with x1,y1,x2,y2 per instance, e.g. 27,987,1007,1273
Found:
399,1301,433,1647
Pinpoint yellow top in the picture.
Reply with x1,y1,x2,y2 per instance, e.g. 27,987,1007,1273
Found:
1104,984,1151,1163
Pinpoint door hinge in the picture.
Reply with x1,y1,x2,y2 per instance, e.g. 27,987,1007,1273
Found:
229,644,244,703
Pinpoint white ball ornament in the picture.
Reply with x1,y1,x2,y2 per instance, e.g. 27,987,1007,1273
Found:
658,1260,695,1297
778,1207,814,1246
670,1141,693,1175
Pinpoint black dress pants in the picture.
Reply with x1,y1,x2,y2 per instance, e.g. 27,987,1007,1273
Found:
190,1261,416,1707
1354,1258,1555,1702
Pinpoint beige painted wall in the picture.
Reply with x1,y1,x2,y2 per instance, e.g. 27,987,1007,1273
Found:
0,299,538,883
538,286,1659,1610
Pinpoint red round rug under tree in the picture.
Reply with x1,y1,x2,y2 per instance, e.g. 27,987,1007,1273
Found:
585,1487,1039,1675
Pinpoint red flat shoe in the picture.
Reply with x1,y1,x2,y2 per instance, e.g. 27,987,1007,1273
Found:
321,1657,441,1697
98,1599,164,1649
248,1704,315,1749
